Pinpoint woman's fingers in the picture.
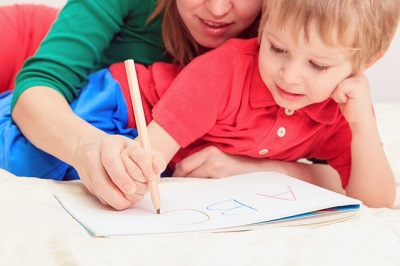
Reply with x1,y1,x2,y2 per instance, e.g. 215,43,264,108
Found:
76,134,165,210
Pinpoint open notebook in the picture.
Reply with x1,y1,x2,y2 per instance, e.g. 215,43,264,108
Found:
55,172,361,237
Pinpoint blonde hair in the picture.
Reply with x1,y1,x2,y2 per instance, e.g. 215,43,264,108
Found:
258,0,400,70
149,0,260,66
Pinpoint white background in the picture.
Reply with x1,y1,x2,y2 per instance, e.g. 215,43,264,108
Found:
3,0,400,103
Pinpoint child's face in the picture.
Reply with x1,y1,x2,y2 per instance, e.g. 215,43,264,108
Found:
258,17,354,110
176,0,262,49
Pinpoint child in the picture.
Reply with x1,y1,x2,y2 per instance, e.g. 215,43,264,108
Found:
2,0,399,208
120,0,399,208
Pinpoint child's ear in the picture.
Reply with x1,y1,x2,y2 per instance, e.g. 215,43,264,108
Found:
364,52,385,69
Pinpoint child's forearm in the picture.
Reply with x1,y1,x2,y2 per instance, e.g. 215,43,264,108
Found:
267,160,345,194
147,120,181,164
346,119,396,208
173,146,344,193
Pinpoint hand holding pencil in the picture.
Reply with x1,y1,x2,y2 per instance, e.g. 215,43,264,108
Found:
125,59,161,214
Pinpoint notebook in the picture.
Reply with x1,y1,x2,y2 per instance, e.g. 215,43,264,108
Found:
55,171,361,237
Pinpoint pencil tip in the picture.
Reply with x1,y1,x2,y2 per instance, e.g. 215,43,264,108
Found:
157,209,160,214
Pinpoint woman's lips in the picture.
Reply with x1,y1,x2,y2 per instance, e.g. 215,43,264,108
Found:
199,18,232,36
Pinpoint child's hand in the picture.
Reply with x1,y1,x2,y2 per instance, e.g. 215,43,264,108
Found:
173,146,252,178
119,142,166,204
331,73,374,125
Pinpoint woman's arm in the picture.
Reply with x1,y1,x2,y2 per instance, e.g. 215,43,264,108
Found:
11,0,161,109
12,87,149,210
10,0,164,210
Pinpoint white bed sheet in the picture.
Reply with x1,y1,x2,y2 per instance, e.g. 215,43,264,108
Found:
1,0,399,264
0,103,400,265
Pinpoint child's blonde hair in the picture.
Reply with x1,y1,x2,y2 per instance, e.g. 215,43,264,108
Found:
259,0,400,71
149,0,260,67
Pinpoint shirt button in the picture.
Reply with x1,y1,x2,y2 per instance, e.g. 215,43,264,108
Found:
285,109,294,116
258,149,269,155
277,127,286,137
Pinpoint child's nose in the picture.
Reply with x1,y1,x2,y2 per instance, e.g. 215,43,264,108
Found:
206,0,233,18
280,61,302,85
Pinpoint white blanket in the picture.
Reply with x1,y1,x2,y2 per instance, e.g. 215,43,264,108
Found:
1,0,399,264
1,103,400,265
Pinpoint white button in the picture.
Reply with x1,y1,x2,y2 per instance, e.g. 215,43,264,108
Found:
258,149,269,155
285,109,294,116
277,127,286,137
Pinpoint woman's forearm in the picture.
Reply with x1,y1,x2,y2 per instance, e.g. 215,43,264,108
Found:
11,86,106,166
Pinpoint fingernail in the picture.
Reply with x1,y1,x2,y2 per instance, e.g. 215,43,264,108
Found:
124,184,135,195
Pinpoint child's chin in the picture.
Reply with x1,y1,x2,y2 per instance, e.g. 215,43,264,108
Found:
274,98,303,111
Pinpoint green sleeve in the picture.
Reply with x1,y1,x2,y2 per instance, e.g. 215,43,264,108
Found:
12,0,168,109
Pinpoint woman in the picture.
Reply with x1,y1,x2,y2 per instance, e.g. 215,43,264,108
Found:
3,0,339,210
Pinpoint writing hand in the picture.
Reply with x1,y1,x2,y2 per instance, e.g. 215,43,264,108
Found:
73,133,165,210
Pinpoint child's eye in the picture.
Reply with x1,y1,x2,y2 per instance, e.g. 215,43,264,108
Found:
270,44,287,54
310,61,329,72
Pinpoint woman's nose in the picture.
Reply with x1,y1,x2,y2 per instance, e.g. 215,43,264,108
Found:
206,0,232,18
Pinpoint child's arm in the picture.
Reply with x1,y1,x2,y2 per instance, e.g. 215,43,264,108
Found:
147,120,181,163
333,73,396,208
173,146,345,194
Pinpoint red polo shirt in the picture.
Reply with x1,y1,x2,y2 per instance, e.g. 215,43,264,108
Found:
110,38,351,188
0,5,58,93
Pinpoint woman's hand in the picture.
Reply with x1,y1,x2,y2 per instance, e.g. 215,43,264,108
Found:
73,133,166,210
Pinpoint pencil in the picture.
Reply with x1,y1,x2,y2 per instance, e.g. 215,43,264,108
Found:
124,59,161,214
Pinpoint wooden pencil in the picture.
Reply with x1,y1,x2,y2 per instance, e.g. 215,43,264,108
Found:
124,59,161,214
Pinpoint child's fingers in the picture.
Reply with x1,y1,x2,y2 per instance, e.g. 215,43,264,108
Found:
121,149,148,183
121,146,157,182
331,83,350,104
332,73,370,104
152,151,167,177
173,148,208,177
332,91,348,104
